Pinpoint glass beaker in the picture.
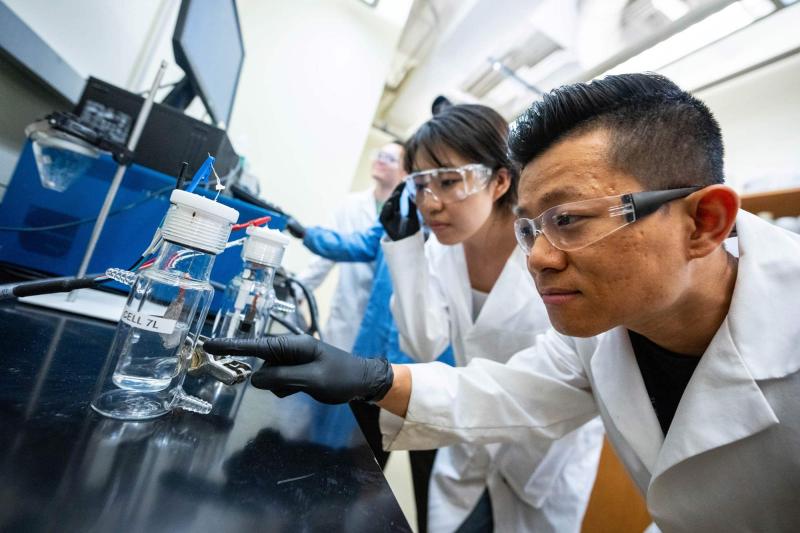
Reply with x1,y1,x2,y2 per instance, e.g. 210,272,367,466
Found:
25,121,100,192
92,190,239,420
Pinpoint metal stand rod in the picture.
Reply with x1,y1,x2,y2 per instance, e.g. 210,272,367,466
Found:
69,61,168,301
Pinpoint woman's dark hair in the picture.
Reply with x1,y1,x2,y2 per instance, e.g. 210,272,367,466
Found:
404,104,518,211
431,95,453,116
509,73,724,190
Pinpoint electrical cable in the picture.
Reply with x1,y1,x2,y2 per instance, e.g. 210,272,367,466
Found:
285,275,321,339
0,274,107,300
268,311,304,335
0,185,174,232
229,183,289,217
175,162,190,191
127,256,146,272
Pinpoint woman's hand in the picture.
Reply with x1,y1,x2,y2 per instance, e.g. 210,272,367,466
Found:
380,182,420,241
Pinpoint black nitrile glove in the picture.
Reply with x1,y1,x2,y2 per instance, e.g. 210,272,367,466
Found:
203,335,394,404
379,182,420,241
285,216,306,239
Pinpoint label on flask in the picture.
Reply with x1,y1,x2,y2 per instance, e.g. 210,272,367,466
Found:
121,308,177,334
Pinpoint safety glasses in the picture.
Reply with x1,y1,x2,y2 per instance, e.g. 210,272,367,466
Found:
514,187,702,254
405,164,493,205
372,150,400,166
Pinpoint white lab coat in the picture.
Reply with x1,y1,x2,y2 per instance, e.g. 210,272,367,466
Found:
383,211,800,532
382,232,604,533
297,187,377,350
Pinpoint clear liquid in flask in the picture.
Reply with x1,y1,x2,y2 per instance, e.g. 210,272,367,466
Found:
111,321,190,392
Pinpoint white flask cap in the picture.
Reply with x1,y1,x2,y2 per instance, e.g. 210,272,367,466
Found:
161,190,239,254
243,225,290,266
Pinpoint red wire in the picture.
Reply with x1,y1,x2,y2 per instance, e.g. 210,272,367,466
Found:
138,258,156,270
231,216,271,231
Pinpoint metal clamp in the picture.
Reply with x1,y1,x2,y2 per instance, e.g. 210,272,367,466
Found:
189,337,252,386
271,299,296,315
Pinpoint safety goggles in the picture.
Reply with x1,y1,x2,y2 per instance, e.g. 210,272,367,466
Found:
514,187,702,254
405,163,493,205
372,150,401,166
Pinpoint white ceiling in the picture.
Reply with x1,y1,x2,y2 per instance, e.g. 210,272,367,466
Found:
375,0,799,137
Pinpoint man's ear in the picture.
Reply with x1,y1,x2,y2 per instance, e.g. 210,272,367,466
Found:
491,168,511,201
685,185,739,259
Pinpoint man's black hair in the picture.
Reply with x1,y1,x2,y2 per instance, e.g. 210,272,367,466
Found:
405,104,518,211
509,73,724,189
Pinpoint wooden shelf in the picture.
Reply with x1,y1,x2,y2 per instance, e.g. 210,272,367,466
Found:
739,186,800,218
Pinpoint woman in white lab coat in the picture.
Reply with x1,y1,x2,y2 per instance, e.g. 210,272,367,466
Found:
379,104,604,532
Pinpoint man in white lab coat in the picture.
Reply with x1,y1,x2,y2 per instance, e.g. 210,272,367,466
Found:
295,141,405,351
206,73,800,532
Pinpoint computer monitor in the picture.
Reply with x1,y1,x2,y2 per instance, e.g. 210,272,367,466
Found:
164,0,245,128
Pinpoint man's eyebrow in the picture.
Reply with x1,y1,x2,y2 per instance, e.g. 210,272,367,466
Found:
513,185,583,218
538,187,583,206
515,186,585,218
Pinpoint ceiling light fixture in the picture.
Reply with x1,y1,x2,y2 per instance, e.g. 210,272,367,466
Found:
652,0,690,21
487,57,542,94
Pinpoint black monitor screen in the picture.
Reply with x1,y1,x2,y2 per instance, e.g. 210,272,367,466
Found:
173,0,244,127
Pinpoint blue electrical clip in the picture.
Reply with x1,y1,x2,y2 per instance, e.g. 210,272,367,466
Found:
399,184,411,218
185,155,216,193
397,183,422,236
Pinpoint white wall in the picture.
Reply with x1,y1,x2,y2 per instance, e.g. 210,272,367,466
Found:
229,0,412,272
697,52,800,193
226,0,411,325
3,0,182,92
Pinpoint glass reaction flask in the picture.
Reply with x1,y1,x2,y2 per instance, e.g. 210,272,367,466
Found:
91,190,239,420
213,225,290,340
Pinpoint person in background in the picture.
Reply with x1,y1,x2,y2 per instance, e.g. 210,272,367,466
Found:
207,73,800,532
292,141,405,352
287,147,454,533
